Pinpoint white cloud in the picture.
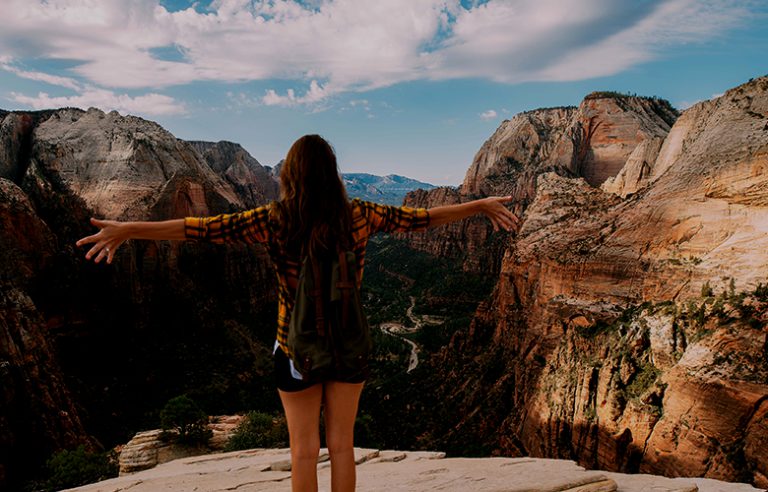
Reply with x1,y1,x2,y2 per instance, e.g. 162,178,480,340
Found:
479,109,497,121
226,90,261,109
9,89,186,116
1,62,82,91
262,80,333,106
431,0,750,83
0,0,754,107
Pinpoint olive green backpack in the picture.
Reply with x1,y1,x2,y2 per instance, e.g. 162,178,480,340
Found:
287,248,372,382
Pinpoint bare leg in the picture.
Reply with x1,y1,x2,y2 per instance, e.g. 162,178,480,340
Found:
323,381,365,492
279,384,323,492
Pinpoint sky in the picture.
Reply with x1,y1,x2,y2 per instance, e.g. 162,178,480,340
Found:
0,1,766,185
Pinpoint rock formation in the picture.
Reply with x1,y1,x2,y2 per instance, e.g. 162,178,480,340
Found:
0,177,97,487
412,77,768,486
25,108,250,220
401,94,677,274
117,415,244,475
0,107,280,490
187,140,279,209
601,137,665,197
65,447,761,492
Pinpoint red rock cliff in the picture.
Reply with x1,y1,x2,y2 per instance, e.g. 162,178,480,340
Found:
0,107,280,489
401,95,676,274
420,77,768,486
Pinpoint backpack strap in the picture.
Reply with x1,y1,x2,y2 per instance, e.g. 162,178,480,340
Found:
336,249,354,333
311,258,326,337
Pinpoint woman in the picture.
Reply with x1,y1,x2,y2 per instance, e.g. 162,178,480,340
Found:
76,134,519,491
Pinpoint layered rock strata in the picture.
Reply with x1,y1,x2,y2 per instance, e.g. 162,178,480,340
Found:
0,108,280,489
187,140,279,209
401,94,676,274
118,415,244,475
420,77,768,485
0,178,97,487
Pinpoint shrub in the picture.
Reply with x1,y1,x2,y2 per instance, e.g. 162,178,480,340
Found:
354,412,386,449
224,411,288,451
754,282,768,300
159,395,212,445
42,445,118,491
626,363,661,400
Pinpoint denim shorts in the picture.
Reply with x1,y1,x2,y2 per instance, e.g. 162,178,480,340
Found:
273,347,367,392
273,347,320,392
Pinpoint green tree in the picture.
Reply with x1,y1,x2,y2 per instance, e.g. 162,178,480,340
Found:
159,395,212,445
43,445,118,491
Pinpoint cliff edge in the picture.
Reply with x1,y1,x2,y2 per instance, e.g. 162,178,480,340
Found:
64,447,762,492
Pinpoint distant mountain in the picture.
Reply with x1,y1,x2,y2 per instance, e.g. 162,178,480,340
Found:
270,162,438,206
342,173,437,205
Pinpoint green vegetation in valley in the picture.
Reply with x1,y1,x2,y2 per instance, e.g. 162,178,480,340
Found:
352,234,497,451
363,234,495,326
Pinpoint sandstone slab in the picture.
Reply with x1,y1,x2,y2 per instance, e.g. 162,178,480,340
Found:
64,449,762,492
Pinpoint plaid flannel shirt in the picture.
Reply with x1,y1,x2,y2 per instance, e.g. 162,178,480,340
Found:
184,198,430,355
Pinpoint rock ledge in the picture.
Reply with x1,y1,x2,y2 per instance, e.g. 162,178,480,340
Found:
64,448,762,492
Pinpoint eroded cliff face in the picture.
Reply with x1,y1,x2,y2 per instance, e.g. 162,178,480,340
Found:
402,94,676,274
0,178,96,487
0,108,281,489
187,140,279,209
28,108,249,220
423,77,768,485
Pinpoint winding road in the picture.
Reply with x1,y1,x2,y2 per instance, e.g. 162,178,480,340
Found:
378,296,443,373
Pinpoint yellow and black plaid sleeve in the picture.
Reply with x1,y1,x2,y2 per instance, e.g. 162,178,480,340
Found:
355,199,430,234
184,203,272,244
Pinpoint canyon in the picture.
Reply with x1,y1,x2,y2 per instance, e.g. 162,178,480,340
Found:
1,76,767,490
401,77,768,486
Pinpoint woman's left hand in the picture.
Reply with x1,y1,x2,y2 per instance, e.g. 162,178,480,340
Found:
481,196,521,232
75,217,129,264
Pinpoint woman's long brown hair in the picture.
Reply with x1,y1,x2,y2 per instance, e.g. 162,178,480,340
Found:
271,135,353,257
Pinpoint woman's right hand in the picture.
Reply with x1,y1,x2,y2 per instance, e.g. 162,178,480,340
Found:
75,217,129,264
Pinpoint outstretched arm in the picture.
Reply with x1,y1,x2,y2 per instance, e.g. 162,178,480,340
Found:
76,217,186,264
428,195,520,232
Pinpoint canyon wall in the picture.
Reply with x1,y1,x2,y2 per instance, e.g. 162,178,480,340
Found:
0,108,280,489
401,94,676,274
418,77,768,486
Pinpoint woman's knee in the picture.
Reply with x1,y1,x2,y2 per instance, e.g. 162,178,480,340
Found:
325,430,354,456
322,381,364,457
291,434,321,461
